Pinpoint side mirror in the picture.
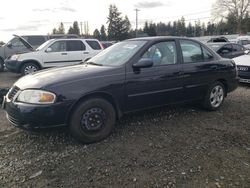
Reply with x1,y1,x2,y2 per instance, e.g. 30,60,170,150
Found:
133,58,153,69
46,47,52,53
7,43,12,48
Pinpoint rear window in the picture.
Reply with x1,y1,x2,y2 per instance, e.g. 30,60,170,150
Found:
86,40,102,50
23,36,47,46
67,40,85,51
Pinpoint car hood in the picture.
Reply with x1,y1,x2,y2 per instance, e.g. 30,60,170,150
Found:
14,65,119,90
233,55,250,66
13,34,34,51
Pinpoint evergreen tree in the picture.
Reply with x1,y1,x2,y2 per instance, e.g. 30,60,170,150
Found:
186,22,194,37
52,22,65,34
120,16,131,39
93,29,101,40
107,5,131,41
100,25,107,41
68,21,80,35
58,22,65,34
194,20,202,37
179,17,186,36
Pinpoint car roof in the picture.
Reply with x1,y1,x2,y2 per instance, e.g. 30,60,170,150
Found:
46,38,100,42
127,36,205,44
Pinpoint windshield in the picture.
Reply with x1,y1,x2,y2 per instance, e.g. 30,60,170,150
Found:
87,40,147,66
36,40,53,51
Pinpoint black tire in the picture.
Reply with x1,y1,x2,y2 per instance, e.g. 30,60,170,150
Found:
21,62,39,75
69,98,116,143
203,81,226,111
0,59,4,72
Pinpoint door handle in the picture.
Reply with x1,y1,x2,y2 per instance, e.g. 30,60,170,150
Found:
61,52,67,55
210,65,218,70
83,52,89,54
173,71,182,76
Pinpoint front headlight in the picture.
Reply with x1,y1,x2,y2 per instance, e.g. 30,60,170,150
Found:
17,90,56,104
10,54,20,60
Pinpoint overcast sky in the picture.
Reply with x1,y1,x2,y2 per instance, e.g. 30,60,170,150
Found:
0,0,216,42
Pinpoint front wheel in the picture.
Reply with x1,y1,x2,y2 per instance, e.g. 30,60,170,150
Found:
21,63,39,75
203,81,226,111
69,98,116,143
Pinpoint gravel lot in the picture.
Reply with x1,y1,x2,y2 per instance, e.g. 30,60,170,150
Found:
0,71,250,188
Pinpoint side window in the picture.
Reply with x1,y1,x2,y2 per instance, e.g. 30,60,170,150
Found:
202,47,214,61
86,40,101,50
142,41,177,66
218,44,232,54
232,44,244,51
67,40,85,51
48,41,66,52
180,40,203,63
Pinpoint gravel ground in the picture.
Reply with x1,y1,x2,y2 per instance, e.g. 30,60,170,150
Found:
0,71,249,188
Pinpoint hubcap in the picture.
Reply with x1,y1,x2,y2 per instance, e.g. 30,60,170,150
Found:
210,85,224,108
24,65,37,75
81,108,106,131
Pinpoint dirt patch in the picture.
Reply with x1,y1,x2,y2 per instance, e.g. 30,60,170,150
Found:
0,72,249,187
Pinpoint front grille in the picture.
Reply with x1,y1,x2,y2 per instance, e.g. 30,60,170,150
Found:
7,86,20,100
237,66,250,72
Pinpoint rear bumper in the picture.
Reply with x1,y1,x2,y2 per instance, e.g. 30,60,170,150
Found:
5,60,21,73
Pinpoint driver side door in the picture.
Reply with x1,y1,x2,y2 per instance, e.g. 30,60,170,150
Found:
125,40,183,111
42,40,69,67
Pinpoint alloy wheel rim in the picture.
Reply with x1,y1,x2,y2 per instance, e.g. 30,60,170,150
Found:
210,85,224,108
24,66,37,75
81,108,106,131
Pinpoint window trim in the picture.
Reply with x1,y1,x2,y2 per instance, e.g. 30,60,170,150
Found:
66,40,86,51
179,39,214,64
48,40,67,52
140,40,178,67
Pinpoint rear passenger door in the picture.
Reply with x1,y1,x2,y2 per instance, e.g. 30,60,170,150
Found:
66,40,86,64
180,40,218,100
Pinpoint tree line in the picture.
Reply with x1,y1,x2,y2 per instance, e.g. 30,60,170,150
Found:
51,0,250,41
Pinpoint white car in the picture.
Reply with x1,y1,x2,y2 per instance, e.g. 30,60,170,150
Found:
236,36,250,49
5,38,103,75
233,53,250,83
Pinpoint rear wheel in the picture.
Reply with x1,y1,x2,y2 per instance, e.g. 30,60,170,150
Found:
21,62,39,75
0,59,4,72
69,98,116,143
203,81,226,111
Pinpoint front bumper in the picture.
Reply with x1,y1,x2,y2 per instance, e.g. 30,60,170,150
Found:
2,97,74,129
5,60,22,73
238,71,250,83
